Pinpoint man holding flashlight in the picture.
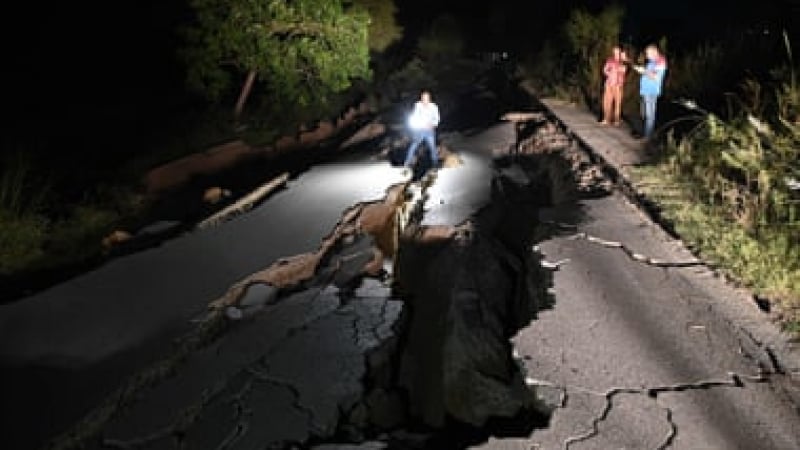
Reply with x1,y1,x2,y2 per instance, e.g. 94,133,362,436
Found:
405,90,441,170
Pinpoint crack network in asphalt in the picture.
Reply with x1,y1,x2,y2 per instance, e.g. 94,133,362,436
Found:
565,232,705,268
526,371,770,450
247,366,321,435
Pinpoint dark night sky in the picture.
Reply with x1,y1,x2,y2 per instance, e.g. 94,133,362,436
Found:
7,1,797,100
3,0,799,148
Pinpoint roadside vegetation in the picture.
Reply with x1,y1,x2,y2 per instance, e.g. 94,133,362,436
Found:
0,150,141,280
522,5,800,328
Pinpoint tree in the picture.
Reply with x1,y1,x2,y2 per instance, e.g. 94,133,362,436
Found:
349,0,403,52
182,0,371,118
563,4,625,106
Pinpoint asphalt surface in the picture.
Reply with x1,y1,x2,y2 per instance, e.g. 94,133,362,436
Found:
475,192,800,449
0,154,408,448
2,74,800,449
475,113,800,447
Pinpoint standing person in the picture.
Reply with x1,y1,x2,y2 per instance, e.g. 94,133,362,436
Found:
601,46,627,126
634,45,667,139
405,90,440,170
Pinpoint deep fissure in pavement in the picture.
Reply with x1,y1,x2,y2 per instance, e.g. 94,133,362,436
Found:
40,107,618,450
329,117,616,448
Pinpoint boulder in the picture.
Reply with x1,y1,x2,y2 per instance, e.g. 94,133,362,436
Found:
101,230,133,250
202,186,231,204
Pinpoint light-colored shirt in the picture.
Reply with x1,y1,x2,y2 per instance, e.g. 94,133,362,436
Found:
408,101,440,130
639,55,667,96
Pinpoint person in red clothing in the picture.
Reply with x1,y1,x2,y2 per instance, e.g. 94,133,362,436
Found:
601,46,628,126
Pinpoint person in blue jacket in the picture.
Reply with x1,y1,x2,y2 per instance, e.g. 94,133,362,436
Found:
634,45,667,139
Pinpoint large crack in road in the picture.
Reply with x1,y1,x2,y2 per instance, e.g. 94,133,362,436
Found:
38,79,570,449
12,77,800,450
478,114,800,450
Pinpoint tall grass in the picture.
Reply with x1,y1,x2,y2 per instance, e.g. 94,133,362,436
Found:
665,34,800,235
0,151,49,216
0,151,129,279
647,33,800,324
0,151,50,275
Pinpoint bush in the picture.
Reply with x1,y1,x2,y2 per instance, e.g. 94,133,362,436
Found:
0,212,48,275
562,4,624,107
646,52,800,324
664,53,800,235
47,205,119,263
0,151,128,277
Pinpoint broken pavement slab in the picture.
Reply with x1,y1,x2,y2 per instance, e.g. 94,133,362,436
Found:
475,111,800,448
0,159,410,449
83,290,405,449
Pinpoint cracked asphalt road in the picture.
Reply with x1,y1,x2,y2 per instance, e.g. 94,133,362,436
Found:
4,72,800,449
478,191,800,449
0,155,408,449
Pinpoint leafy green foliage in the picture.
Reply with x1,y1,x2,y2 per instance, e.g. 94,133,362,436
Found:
563,4,624,106
664,72,800,235
349,0,402,52
182,0,371,108
641,50,800,324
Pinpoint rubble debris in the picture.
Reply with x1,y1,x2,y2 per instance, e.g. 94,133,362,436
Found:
196,173,290,230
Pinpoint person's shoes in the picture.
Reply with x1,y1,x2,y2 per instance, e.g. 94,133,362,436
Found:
600,119,610,125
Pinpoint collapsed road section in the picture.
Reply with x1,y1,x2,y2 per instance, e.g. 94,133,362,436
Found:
43,109,615,450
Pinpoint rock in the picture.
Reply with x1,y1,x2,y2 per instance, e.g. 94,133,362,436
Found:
528,383,565,416
224,306,244,320
202,186,231,204
438,146,463,168
101,230,132,250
